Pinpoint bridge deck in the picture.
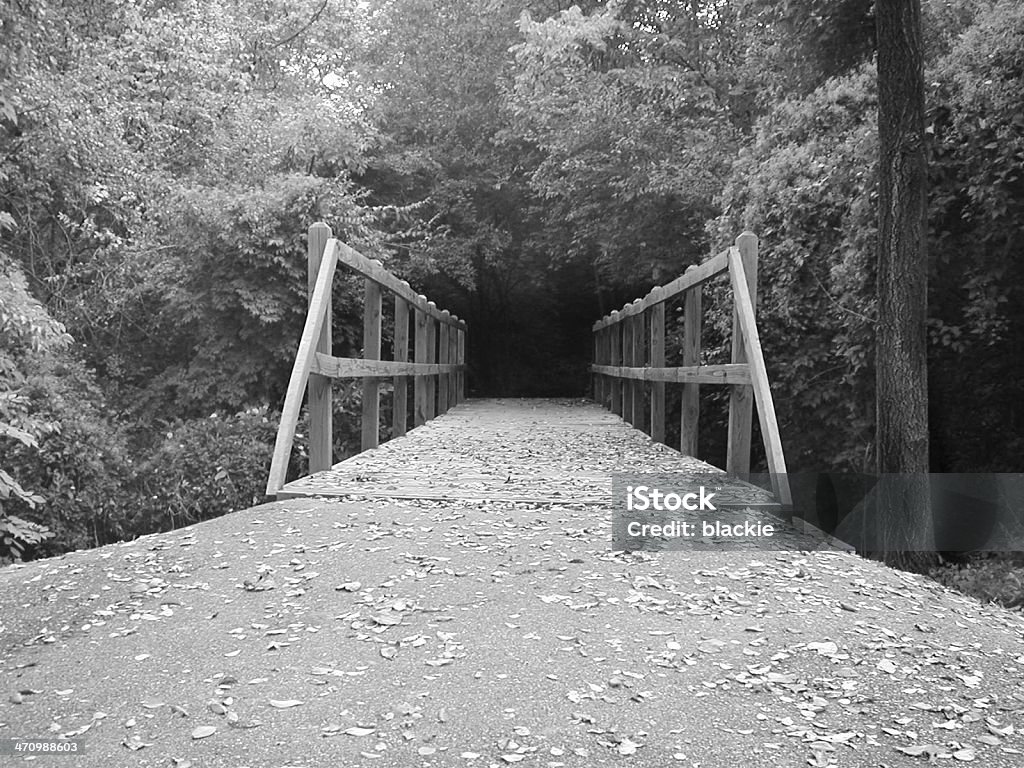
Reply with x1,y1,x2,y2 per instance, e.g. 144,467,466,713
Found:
280,398,778,508
5,400,1024,766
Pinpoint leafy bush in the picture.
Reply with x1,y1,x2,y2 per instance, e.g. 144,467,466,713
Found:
924,0,1024,470
1,254,73,561
708,0,1024,474
0,514,54,564
930,554,1024,610
126,408,279,533
2,354,132,555
709,65,879,472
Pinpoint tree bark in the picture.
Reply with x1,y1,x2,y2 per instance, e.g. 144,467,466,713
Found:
875,0,935,569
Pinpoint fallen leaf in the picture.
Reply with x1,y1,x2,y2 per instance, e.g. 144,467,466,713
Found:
897,744,945,758
617,739,641,755
268,699,304,709
344,726,376,737
122,735,153,751
806,641,838,655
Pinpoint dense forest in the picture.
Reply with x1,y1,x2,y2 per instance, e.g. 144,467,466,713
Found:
2,0,1023,562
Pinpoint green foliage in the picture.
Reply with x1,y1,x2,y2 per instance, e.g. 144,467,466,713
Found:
709,0,1024,474
710,65,879,471
0,514,54,565
0,252,72,559
126,408,278,533
930,554,1024,610
506,1,740,287
1,354,132,553
925,0,1024,469
121,174,376,416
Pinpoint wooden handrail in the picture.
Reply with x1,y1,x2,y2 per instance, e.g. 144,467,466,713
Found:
590,232,792,507
266,223,467,497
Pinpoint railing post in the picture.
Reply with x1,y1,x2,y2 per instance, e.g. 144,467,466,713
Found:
610,311,622,416
631,300,644,429
727,232,757,474
681,267,702,456
393,295,409,437
361,278,382,451
307,222,333,473
448,317,458,407
457,325,466,403
650,290,665,444
426,302,437,420
438,311,450,414
414,302,428,426
622,307,632,422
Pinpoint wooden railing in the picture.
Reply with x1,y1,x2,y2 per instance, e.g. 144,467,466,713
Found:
591,232,791,506
266,222,467,496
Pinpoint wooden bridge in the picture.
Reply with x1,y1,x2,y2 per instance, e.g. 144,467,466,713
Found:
7,224,1024,768
266,224,792,518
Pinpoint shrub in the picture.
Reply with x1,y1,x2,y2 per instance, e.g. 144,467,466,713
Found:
930,554,1024,610
125,408,281,534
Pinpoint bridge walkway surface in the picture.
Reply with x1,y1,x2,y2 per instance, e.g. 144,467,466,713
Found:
3,399,1024,767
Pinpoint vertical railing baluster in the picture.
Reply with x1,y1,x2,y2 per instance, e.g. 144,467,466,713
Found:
425,301,437,420
681,268,702,457
631,300,644,428
448,317,458,406
361,278,382,451
393,295,409,437
726,232,757,475
414,302,428,427
307,222,333,473
650,289,665,444
438,311,450,415
610,311,622,416
457,324,466,403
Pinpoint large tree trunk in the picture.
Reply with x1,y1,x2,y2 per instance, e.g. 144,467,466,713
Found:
875,0,935,570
